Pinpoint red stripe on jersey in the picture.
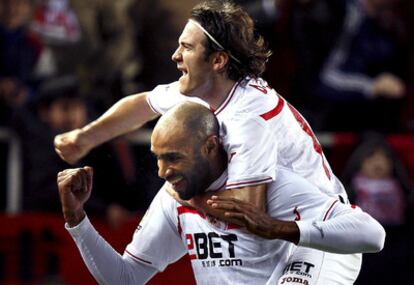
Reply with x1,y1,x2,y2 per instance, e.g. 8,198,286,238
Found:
125,250,153,264
227,223,242,230
178,205,240,231
226,177,272,188
322,160,332,180
259,96,285,121
177,206,206,219
214,81,240,115
323,200,339,221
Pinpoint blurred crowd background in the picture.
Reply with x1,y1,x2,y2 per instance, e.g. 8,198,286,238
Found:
0,0,413,284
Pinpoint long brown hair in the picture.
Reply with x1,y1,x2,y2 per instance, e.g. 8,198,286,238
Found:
191,0,272,81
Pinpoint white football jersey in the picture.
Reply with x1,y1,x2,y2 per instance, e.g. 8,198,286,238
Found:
147,78,347,198
125,169,341,284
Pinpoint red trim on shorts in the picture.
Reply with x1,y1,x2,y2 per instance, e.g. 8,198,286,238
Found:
323,200,339,221
125,250,153,264
214,81,240,115
226,177,272,188
259,96,285,121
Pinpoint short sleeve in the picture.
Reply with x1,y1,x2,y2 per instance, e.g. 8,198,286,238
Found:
223,116,278,189
147,82,209,114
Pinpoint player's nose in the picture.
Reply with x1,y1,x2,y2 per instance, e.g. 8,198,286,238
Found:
172,47,182,62
157,161,173,180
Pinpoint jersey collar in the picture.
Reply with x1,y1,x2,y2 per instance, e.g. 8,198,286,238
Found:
206,169,228,192
213,80,241,115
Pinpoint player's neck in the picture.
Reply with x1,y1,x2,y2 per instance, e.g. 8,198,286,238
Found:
202,77,236,111
211,149,227,181
207,151,227,190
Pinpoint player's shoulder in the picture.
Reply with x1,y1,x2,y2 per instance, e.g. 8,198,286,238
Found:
152,186,179,213
152,81,180,94
235,78,281,115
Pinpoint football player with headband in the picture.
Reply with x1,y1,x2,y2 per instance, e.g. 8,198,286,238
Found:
54,1,378,283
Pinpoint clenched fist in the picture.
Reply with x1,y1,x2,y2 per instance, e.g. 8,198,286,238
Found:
54,129,92,165
57,167,93,227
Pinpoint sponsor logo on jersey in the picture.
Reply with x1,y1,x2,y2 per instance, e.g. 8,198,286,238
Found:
186,232,243,268
312,221,325,238
280,276,310,285
283,261,315,278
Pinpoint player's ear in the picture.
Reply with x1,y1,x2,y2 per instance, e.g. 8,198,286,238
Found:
204,135,219,155
211,51,229,72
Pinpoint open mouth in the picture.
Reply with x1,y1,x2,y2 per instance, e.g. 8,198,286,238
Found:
169,177,185,191
178,66,188,77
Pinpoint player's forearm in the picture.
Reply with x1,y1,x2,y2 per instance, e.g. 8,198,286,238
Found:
67,215,156,284
296,207,386,254
198,185,267,225
63,208,86,228
266,220,300,244
80,92,159,148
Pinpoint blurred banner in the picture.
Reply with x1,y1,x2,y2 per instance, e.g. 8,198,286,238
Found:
0,213,195,285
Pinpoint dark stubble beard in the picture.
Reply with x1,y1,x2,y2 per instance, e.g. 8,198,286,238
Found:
179,154,212,200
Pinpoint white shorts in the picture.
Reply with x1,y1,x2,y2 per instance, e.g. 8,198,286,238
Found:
277,247,362,285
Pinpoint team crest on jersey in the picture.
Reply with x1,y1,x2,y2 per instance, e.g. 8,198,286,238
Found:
135,209,150,233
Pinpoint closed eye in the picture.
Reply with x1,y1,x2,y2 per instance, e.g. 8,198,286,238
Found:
153,152,184,163
180,41,193,51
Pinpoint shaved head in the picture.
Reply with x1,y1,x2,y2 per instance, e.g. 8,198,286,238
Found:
153,102,219,146
151,102,225,200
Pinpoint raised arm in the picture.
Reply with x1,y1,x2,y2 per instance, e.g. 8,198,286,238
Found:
57,167,158,284
54,92,159,164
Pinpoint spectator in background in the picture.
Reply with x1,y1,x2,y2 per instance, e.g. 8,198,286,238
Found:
0,0,43,125
11,75,141,228
342,133,414,284
128,0,201,91
12,75,87,213
67,0,141,110
314,0,410,132
287,0,345,125
30,0,81,79
31,0,81,45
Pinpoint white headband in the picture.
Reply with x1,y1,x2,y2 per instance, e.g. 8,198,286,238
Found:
188,19,241,64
